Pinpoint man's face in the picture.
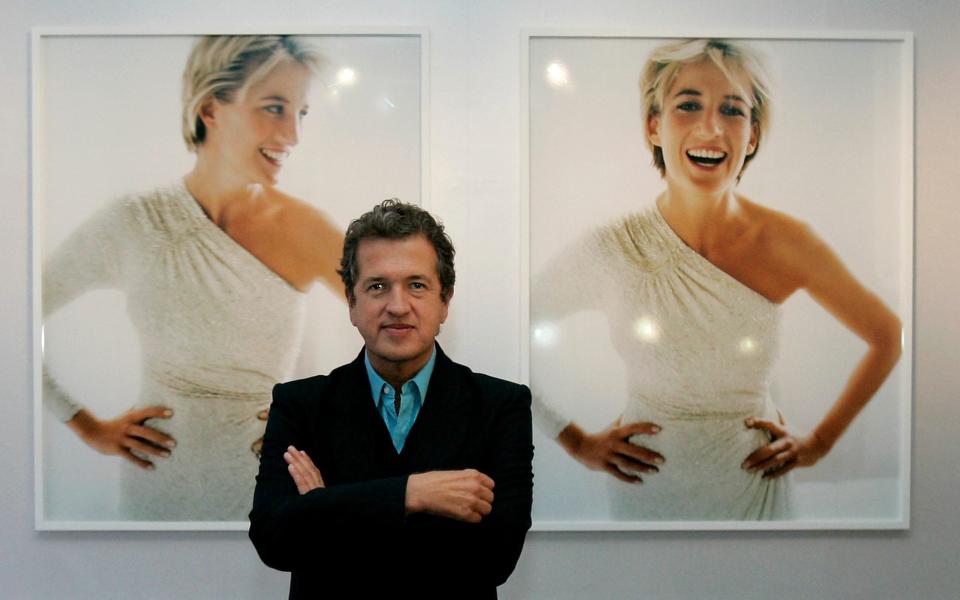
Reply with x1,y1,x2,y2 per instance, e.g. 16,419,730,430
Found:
349,234,451,381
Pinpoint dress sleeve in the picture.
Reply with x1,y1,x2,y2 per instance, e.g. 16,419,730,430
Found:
41,199,131,421
529,229,609,438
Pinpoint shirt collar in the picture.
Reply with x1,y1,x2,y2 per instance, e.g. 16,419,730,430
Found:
364,346,437,408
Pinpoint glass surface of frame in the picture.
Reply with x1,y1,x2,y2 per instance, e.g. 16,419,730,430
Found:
33,29,426,530
523,31,913,530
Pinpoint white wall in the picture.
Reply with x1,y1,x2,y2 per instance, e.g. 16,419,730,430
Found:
3,1,958,598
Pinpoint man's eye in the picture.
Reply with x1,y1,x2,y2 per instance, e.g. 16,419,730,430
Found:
410,282,426,290
367,282,384,292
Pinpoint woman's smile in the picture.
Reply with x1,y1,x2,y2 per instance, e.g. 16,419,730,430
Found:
648,59,757,192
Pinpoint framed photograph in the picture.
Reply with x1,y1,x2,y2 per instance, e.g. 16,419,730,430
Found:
33,29,426,530
522,31,913,530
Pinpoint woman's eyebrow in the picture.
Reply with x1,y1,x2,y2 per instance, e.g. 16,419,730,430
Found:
673,88,701,98
259,94,290,103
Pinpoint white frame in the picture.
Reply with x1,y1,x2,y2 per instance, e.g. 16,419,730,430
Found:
32,27,430,531
520,29,914,531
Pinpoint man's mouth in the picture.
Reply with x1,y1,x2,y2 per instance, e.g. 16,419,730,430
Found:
686,148,727,166
260,148,289,165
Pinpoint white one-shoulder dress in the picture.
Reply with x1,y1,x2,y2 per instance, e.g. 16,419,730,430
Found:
43,182,306,521
532,207,791,520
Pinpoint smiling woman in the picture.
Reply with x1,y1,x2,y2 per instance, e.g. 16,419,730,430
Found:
531,38,903,521
41,35,345,521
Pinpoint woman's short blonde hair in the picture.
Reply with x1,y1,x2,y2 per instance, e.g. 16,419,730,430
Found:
181,35,323,151
640,38,772,178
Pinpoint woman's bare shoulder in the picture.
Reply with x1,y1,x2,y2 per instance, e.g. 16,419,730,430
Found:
737,196,821,250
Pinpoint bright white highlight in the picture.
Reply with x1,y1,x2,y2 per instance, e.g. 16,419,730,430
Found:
532,323,559,347
336,67,357,86
738,337,757,353
546,62,570,87
633,317,660,343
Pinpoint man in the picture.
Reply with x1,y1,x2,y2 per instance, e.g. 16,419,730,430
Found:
249,200,533,598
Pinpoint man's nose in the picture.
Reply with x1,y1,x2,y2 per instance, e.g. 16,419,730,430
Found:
385,287,411,314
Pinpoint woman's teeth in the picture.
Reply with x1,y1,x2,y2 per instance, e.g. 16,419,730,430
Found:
687,149,726,165
260,149,288,162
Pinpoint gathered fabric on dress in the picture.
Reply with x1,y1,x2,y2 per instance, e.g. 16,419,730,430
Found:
532,207,790,520
43,182,306,521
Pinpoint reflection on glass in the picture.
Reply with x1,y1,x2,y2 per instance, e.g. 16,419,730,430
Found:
633,316,660,343
532,322,559,347
546,62,570,87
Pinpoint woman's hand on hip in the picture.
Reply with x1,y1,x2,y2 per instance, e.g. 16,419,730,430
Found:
67,407,175,470
742,417,830,478
557,420,663,483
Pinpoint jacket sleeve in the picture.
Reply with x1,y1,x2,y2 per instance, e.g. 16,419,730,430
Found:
248,381,408,572
408,382,534,588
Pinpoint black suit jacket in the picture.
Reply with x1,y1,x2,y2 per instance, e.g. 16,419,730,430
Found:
249,345,533,599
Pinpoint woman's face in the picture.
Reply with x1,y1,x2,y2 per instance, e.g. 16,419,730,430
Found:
201,59,313,187
647,59,758,194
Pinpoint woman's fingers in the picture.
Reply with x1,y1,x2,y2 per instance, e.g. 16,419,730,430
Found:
603,463,644,484
124,424,176,450
125,405,173,424
118,449,155,470
613,441,661,471
612,421,661,439
123,435,172,459
744,417,786,438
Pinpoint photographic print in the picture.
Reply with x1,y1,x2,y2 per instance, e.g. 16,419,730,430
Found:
33,30,425,529
524,32,913,529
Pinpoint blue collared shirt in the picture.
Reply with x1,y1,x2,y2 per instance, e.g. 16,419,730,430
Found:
364,348,436,453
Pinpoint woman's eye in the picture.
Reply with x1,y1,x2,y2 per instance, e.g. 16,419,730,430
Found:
721,104,746,117
677,101,700,112
299,109,309,119
264,105,284,115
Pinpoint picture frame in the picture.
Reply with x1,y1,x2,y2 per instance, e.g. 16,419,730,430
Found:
521,30,913,530
32,28,428,530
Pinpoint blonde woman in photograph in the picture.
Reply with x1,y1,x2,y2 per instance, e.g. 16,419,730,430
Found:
533,39,902,519
43,35,343,520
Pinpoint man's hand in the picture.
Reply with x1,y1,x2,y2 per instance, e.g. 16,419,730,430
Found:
557,420,663,483
284,445,325,494
67,407,175,470
405,469,495,523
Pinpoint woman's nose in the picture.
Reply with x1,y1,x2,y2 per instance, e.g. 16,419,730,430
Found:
278,114,301,146
697,111,722,137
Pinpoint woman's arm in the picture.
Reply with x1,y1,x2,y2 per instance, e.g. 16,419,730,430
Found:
43,197,175,467
744,222,902,477
531,226,663,481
